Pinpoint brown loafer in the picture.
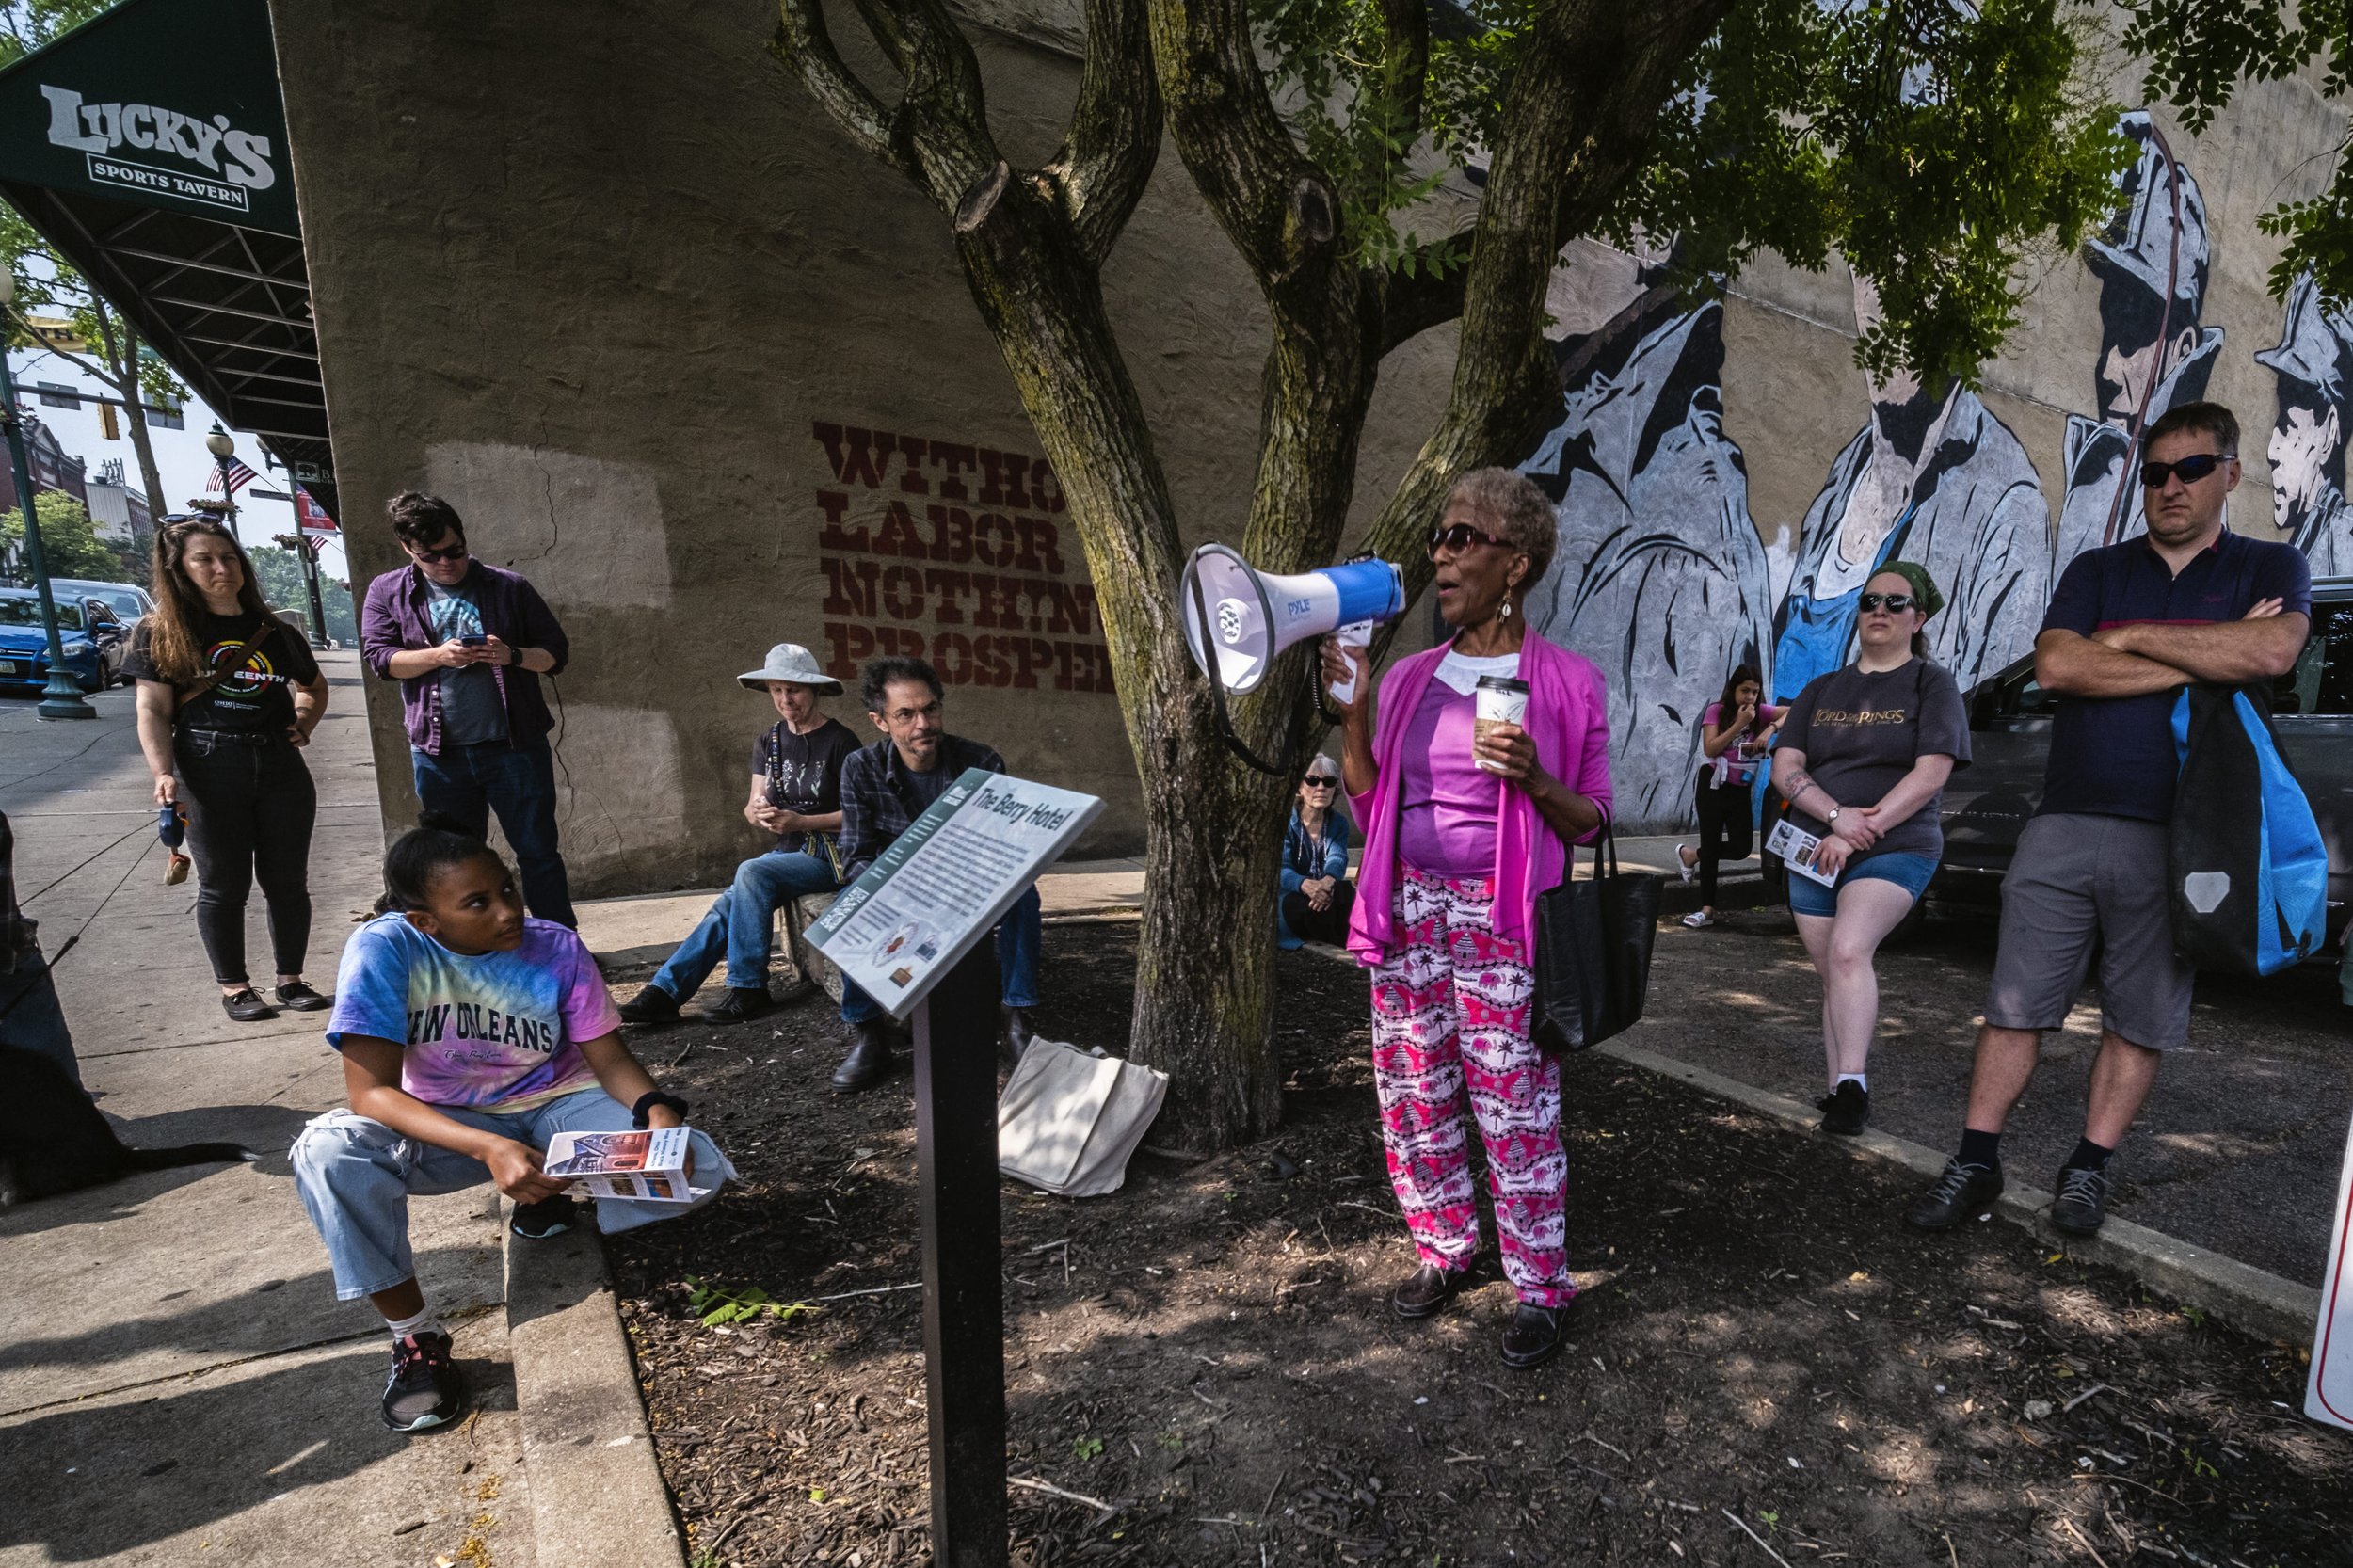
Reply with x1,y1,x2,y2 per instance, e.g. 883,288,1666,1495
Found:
1500,1304,1565,1369
1390,1263,1465,1320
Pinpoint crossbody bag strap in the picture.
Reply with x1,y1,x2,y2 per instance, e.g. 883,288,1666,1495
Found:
174,632,263,710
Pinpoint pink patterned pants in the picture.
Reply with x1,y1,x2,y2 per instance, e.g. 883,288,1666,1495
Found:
1369,866,1572,1307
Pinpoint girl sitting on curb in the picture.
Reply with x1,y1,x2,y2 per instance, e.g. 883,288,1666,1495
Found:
292,816,733,1432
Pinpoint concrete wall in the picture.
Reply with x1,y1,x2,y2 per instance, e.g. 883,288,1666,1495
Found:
264,0,1448,892
268,3,2353,878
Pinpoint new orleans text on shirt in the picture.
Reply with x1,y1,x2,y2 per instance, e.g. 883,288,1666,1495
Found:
406,1001,559,1054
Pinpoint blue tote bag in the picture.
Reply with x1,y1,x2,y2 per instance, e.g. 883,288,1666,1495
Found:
2169,685,2328,976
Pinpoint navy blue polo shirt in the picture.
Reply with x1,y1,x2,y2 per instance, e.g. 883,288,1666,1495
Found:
2038,528,2312,823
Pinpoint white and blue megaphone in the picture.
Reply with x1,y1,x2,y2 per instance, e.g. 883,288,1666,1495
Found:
1178,543,1405,700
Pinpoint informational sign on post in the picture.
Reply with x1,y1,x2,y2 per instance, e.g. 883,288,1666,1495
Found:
808,769,1102,1020
2307,1113,2353,1430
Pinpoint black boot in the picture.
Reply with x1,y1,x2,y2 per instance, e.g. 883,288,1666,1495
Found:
1000,1005,1034,1069
831,1020,898,1093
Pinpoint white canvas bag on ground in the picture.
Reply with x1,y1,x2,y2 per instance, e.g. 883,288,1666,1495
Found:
997,1037,1168,1197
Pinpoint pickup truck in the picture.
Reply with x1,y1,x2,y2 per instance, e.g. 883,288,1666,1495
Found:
1933,573,2353,948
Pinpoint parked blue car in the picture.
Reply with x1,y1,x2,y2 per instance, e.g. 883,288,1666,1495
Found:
0,587,125,693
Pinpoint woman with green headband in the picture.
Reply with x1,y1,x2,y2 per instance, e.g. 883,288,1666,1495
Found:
1768,561,1972,1135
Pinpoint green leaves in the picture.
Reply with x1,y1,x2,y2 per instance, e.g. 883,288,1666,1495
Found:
682,1274,816,1328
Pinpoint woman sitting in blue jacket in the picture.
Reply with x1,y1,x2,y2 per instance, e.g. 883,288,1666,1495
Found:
1279,753,1355,950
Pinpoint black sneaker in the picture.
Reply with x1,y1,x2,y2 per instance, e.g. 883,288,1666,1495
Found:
699,986,775,1025
1390,1263,1465,1321
1905,1159,2005,1230
1500,1304,1565,1369
1817,1080,1869,1136
616,984,682,1027
273,981,333,1012
381,1331,466,1432
510,1193,580,1240
220,987,277,1022
2050,1164,2111,1236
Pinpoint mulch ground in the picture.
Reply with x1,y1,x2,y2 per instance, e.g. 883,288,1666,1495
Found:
602,920,2350,1568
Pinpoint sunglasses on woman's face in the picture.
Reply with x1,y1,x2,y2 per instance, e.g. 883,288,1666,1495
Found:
410,543,469,564
1427,522,1510,557
1856,592,1916,614
2137,452,2232,489
1302,776,1338,788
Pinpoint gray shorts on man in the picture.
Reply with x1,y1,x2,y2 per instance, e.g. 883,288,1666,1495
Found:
1983,814,2194,1050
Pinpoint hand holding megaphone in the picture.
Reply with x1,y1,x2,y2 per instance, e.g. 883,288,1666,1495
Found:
1319,632,1373,713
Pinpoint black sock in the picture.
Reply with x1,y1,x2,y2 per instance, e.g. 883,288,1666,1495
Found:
2062,1136,2114,1174
1957,1128,2002,1170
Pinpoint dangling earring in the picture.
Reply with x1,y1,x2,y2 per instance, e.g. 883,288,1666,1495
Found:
1498,593,1513,621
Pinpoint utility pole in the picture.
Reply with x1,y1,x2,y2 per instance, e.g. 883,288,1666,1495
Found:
0,273,94,720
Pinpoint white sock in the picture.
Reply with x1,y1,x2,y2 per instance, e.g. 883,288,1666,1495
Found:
1836,1072,1867,1093
384,1306,445,1343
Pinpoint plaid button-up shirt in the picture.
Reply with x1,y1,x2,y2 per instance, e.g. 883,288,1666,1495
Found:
837,734,1007,883
359,560,569,756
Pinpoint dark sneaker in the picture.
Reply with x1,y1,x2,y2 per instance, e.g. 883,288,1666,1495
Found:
273,981,333,1012
831,1021,897,1093
2050,1164,2111,1236
1500,1304,1565,1369
510,1193,580,1240
1905,1159,2005,1230
616,984,682,1027
1390,1263,1465,1320
220,987,277,1022
700,986,776,1025
381,1331,466,1432
1817,1080,1869,1136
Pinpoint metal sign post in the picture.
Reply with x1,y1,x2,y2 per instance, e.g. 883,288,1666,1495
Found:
0,348,95,720
912,944,1009,1568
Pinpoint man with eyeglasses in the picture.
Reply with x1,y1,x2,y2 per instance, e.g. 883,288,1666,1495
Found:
826,654,1042,1093
360,491,577,927
1908,402,2309,1239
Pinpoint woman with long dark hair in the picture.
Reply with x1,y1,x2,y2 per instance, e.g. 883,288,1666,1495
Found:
123,517,333,1022
1674,663,1782,927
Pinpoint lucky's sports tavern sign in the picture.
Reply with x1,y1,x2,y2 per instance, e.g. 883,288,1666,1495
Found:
0,0,297,237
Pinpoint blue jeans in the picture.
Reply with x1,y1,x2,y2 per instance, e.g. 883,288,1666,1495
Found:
652,848,842,999
291,1088,733,1301
411,734,575,928
1,943,81,1093
1785,850,1939,919
840,884,1042,1023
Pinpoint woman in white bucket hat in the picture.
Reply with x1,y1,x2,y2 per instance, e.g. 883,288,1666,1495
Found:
617,643,860,1026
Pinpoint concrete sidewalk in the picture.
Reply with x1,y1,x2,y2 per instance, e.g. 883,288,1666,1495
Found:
0,658,544,1568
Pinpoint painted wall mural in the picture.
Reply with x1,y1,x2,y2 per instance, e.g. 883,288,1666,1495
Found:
1507,107,2313,834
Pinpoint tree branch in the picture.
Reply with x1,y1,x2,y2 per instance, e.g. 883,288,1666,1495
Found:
1380,0,1430,147
1381,231,1473,351
843,0,1001,208
1042,0,1162,266
771,0,902,171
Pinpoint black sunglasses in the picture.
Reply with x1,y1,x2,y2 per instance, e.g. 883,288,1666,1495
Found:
1427,521,1512,557
411,543,469,564
1302,775,1338,788
1856,592,1916,614
2138,453,2233,489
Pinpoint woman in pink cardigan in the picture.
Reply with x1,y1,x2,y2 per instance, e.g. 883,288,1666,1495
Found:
1321,468,1611,1370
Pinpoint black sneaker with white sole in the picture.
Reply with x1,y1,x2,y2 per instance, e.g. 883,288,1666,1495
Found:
2050,1164,2111,1235
381,1331,466,1432
510,1193,580,1240
1904,1159,2004,1230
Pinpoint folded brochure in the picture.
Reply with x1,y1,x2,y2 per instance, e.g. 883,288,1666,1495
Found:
1764,816,1839,888
542,1126,706,1203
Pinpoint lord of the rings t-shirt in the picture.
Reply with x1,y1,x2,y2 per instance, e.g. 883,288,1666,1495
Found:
120,611,320,734
1774,656,1972,866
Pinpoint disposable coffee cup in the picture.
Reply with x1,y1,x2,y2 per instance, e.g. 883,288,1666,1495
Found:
1473,675,1529,773
1328,621,1373,705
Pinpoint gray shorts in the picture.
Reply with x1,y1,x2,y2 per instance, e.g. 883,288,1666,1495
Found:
1984,813,2195,1050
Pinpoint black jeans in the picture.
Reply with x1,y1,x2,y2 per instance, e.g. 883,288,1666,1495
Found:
1691,769,1753,907
1281,881,1357,946
177,730,317,986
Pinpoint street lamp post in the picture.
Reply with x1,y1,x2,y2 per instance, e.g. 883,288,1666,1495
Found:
0,273,95,720
205,423,239,544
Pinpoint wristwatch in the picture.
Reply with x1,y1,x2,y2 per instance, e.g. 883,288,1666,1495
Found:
1825,807,1842,826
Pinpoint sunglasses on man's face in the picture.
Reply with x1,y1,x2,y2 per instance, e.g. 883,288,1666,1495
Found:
2138,453,2233,490
411,542,469,564
1856,592,1916,614
1302,776,1338,788
1427,522,1511,557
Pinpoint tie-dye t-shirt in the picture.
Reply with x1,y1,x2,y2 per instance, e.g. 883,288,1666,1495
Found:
325,915,616,1110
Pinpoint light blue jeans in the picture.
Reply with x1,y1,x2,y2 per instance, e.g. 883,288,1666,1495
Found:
292,1088,732,1301
840,884,1042,1023
652,848,841,999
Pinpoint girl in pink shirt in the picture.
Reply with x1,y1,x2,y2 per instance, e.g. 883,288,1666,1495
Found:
1323,469,1611,1372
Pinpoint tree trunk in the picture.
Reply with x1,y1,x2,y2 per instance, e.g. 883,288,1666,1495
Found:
115,315,170,531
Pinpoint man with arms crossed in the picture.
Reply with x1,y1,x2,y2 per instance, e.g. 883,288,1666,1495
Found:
828,654,1042,1093
1907,402,2310,1236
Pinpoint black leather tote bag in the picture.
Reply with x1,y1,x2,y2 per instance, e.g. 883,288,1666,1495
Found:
1530,815,1663,1056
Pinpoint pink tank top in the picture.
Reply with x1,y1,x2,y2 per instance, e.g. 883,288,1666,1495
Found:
1397,679,1501,881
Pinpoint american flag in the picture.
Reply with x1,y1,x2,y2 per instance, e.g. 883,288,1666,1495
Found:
205,459,260,495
